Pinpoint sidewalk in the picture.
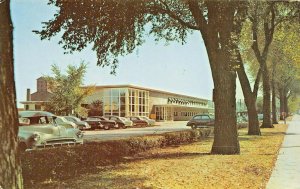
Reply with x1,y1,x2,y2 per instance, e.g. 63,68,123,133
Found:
266,115,300,189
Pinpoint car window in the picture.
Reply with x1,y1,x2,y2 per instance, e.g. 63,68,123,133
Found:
110,117,117,121
55,118,64,124
72,117,81,122
193,115,202,120
65,117,73,122
39,117,47,124
131,117,137,121
202,115,210,121
87,117,99,121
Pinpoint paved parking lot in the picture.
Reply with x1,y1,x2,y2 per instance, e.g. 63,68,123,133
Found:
83,121,189,142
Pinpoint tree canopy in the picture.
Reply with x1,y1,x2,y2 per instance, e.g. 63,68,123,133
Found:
44,62,93,116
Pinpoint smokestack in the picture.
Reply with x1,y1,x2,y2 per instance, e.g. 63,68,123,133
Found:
26,88,31,101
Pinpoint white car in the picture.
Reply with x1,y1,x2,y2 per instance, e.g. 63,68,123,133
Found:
139,116,156,126
18,111,83,151
55,116,78,129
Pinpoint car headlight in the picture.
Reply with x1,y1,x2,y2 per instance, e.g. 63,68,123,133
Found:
76,130,83,138
32,133,40,141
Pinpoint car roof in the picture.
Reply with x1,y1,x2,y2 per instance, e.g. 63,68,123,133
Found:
19,111,55,118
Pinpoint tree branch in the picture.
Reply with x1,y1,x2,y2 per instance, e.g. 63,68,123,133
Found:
187,0,208,34
153,0,200,30
262,2,275,59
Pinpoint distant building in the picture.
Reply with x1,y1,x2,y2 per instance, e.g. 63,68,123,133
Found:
21,78,214,121
20,77,52,110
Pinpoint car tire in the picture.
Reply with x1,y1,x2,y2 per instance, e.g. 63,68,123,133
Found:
191,125,196,130
79,126,84,130
120,124,126,129
104,125,110,130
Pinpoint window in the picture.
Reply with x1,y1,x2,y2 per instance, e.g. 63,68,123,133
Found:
35,105,41,110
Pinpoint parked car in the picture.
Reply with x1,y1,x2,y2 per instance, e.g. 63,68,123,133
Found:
138,116,156,126
64,116,91,130
105,115,133,128
186,114,214,129
85,117,104,130
86,116,116,130
258,113,264,121
237,115,248,129
55,116,78,129
18,111,83,151
126,116,149,127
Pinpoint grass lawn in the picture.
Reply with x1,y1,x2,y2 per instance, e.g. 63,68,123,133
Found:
32,124,287,189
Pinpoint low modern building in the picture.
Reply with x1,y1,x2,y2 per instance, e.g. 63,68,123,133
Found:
21,78,214,121
82,85,214,121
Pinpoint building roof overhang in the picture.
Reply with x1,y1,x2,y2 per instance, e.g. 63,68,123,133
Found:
81,84,210,102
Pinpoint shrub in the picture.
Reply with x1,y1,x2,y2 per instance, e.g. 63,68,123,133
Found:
21,128,212,186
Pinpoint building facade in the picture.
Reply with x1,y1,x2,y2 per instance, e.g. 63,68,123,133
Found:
83,85,214,121
20,77,52,111
21,78,214,121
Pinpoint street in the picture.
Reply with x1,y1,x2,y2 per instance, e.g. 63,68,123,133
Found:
83,121,189,142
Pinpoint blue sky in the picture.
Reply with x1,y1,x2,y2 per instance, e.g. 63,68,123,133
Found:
11,0,243,107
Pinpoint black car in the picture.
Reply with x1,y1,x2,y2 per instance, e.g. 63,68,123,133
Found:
64,116,91,130
186,114,214,129
105,115,134,128
126,116,149,127
87,116,117,130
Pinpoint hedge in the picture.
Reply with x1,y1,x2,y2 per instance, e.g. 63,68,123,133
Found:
21,128,212,186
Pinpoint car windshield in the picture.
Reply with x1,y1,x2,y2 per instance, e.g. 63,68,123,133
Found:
119,117,127,121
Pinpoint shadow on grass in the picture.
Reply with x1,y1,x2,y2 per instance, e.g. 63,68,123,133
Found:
31,152,211,189
125,152,211,162
262,132,287,136
32,170,151,189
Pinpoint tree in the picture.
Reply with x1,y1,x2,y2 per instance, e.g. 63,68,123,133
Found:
237,19,262,135
238,1,299,130
0,0,23,188
87,100,104,116
270,23,300,120
44,62,93,116
249,1,299,128
35,0,250,154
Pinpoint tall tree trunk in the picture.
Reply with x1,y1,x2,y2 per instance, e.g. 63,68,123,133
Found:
0,1,23,188
211,57,239,154
236,52,261,135
261,63,273,128
271,61,278,124
247,96,261,134
284,95,289,116
189,1,244,154
279,89,285,120
205,2,242,155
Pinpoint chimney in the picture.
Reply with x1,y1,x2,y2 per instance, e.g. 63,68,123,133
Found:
26,88,31,101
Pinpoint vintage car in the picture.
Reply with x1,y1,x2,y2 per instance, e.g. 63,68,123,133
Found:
55,116,78,129
139,116,156,126
126,116,148,127
105,115,133,128
18,111,84,151
64,116,91,130
86,116,119,130
186,114,215,129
